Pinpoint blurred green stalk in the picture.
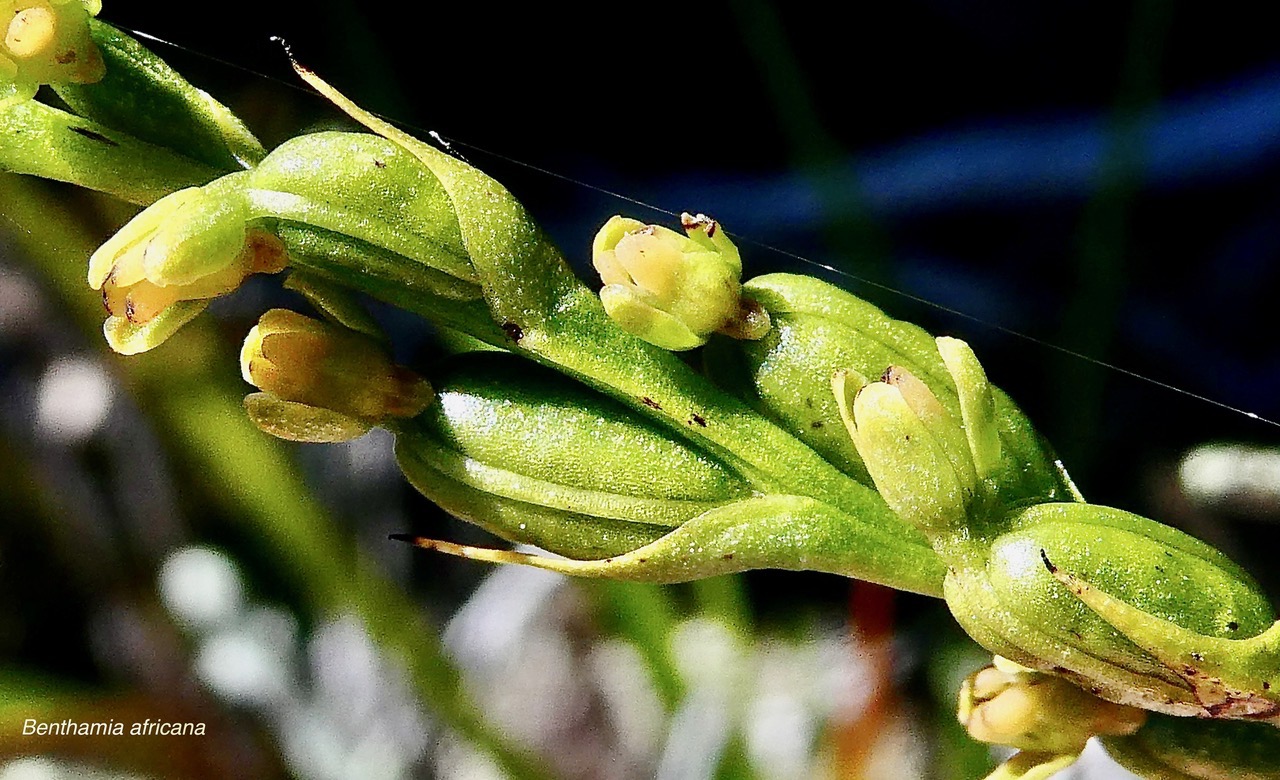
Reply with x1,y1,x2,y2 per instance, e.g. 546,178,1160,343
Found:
0,173,555,780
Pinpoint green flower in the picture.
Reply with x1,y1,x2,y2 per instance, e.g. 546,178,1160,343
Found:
87,173,287,353
1,0,103,104
592,213,768,350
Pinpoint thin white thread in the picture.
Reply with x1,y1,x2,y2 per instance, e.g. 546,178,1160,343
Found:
50,25,1280,430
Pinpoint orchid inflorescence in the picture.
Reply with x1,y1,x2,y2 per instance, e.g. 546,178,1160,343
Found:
3,9,1279,779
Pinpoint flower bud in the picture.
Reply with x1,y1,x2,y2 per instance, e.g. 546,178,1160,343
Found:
240,308,432,441
704,273,1070,505
592,213,768,351
833,336,996,541
87,173,287,353
948,501,1280,721
835,368,976,537
1,0,103,104
958,661,1145,755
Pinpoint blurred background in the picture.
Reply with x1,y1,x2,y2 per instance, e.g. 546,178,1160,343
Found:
3,0,1280,777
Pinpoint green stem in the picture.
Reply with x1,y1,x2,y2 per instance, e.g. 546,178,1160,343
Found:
591,581,686,710
1053,0,1171,481
0,100,219,204
0,174,556,780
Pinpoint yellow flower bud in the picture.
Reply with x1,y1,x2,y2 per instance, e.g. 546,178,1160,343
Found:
1,0,103,103
592,213,768,350
240,309,432,441
959,662,1146,754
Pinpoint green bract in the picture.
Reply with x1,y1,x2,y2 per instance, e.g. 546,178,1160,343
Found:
246,132,479,300
52,18,264,170
396,353,750,560
838,336,1280,723
392,352,946,588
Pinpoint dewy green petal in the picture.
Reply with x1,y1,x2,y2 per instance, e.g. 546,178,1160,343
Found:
86,186,199,288
140,176,251,286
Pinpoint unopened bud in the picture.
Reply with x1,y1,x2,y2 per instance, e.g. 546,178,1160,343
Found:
959,662,1145,755
834,364,977,537
240,308,432,441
